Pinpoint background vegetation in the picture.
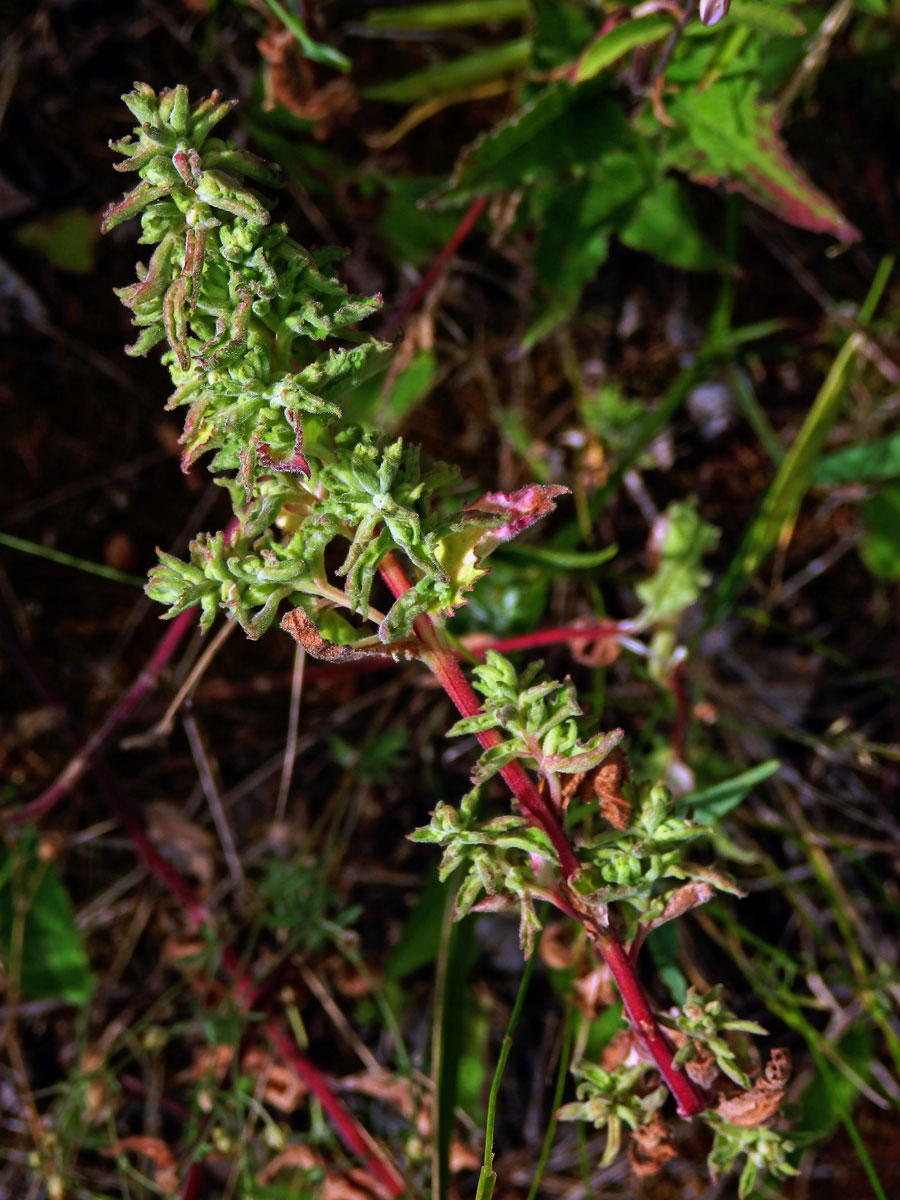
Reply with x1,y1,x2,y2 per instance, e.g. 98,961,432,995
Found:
1,0,899,1197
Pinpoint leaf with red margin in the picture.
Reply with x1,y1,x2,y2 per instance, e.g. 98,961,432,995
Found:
434,483,571,601
662,79,860,242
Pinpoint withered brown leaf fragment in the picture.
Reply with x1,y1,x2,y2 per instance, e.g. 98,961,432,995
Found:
629,1116,677,1177
645,882,716,932
716,1048,791,1127
585,745,632,829
108,1137,177,1195
559,745,631,827
281,608,421,663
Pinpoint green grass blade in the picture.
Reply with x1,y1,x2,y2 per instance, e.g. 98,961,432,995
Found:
257,0,350,71
363,38,530,103
0,531,145,587
525,1002,576,1200
366,1,528,30
477,922,542,1200
710,332,861,620
432,879,479,1200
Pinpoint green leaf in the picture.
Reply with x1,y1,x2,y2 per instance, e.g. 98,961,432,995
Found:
860,482,900,580
363,38,530,104
575,14,675,82
366,0,528,29
724,0,807,36
619,177,720,271
0,831,95,1004
646,922,688,1005
385,869,447,980
15,207,99,274
812,431,900,486
663,79,861,241
679,760,780,821
452,560,551,637
375,176,461,266
524,152,646,342
257,0,350,71
530,0,596,69
430,81,628,209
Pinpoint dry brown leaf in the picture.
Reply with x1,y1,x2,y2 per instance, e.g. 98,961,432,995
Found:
629,1116,677,1177
539,919,578,970
685,1044,720,1090
645,882,715,932
108,1137,177,1195
243,1047,308,1112
256,24,358,137
323,1167,397,1200
601,1028,636,1072
147,801,216,885
716,1048,791,1127
258,1143,321,1185
593,747,631,829
340,1070,416,1119
573,965,616,1020
449,1139,480,1173
281,608,420,664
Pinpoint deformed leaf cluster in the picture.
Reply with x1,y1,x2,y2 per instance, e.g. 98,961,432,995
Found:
556,1060,667,1167
446,649,624,788
104,84,560,645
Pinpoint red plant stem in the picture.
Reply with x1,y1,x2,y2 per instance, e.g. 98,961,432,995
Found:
194,620,623,701
588,923,706,1117
377,551,706,1118
180,1163,205,1200
379,196,489,340
7,607,196,829
461,621,621,658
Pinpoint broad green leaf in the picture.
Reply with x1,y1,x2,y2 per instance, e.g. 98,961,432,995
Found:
679,760,781,821
619,177,720,271
530,0,596,69
812,431,900,486
375,175,460,266
452,560,550,636
0,830,94,1004
430,81,628,208
366,0,528,29
575,14,675,82
860,482,900,580
724,0,806,36
664,79,861,241
524,152,646,341
363,38,530,103
15,207,99,274
646,923,688,1005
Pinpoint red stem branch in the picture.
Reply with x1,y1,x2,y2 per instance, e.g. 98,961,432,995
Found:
378,552,706,1118
5,608,196,829
379,197,489,341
